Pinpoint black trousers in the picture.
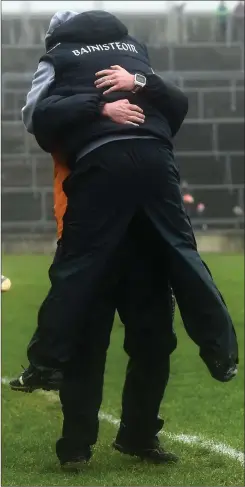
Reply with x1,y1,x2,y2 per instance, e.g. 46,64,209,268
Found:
54,215,175,459
28,139,237,368
27,138,237,458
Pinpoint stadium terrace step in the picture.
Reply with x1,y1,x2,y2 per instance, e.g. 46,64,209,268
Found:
2,15,49,45
2,190,43,222
1,156,53,190
2,189,55,224
182,76,244,89
178,153,245,186
3,89,28,113
148,45,243,72
178,154,227,185
1,121,44,155
217,121,244,151
1,121,27,155
2,161,33,188
185,88,244,119
175,122,213,151
173,45,243,71
2,46,44,72
174,120,244,152
203,89,244,119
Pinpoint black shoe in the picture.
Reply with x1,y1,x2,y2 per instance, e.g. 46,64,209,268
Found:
200,350,238,382
113,436,178,464
56,438,91,472
10,364,63,393
60,456,89,472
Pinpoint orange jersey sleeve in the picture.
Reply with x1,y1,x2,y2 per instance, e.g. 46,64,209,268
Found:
52,153,70,239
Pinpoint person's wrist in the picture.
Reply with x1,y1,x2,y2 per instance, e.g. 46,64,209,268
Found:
100,102,109,117
129,74,135,91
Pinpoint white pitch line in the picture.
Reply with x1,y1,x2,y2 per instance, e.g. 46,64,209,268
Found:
99,412,244,466
2,377,244,466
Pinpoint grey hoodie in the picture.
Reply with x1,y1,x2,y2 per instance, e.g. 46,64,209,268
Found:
22,11,78,133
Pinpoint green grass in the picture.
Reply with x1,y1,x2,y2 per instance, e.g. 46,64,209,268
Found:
1,254,244,486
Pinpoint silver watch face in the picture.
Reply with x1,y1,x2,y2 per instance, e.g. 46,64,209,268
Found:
135,74,146,86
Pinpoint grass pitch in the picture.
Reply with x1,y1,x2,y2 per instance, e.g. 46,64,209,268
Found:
1,254,244,486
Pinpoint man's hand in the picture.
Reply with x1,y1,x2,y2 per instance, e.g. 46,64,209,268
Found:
102,99,145,126
95,65,135,95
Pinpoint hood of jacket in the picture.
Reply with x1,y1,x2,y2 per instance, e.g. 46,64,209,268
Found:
45,11,78,50
45,10,128,51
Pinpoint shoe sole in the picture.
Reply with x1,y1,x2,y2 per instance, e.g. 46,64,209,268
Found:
211,366,238,382
10,385,35,393
113,442,178,464
61,460,87,472
10,383,60,393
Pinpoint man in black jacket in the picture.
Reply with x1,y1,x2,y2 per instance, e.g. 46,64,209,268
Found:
11,9,238,470
11,11,179,470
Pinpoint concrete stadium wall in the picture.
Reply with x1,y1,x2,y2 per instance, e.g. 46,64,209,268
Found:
2,231,244,255
196,231,244,253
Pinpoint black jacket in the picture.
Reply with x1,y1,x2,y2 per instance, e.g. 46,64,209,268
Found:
32,10,188,159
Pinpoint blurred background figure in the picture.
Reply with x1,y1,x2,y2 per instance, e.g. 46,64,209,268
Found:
196,203,207,230
233,205,244,216
183,191,195,218
216,1,229,42
176,1,187,43
166,1,179,44
196,203,206,215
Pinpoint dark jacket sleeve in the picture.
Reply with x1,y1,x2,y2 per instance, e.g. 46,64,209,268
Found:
32,92,102,153
141,44,188,136
143,73,188,137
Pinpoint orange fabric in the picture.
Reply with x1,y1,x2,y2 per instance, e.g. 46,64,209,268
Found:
52,153,70,239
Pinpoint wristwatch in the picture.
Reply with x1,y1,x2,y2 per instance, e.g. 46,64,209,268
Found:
132,73,147,93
